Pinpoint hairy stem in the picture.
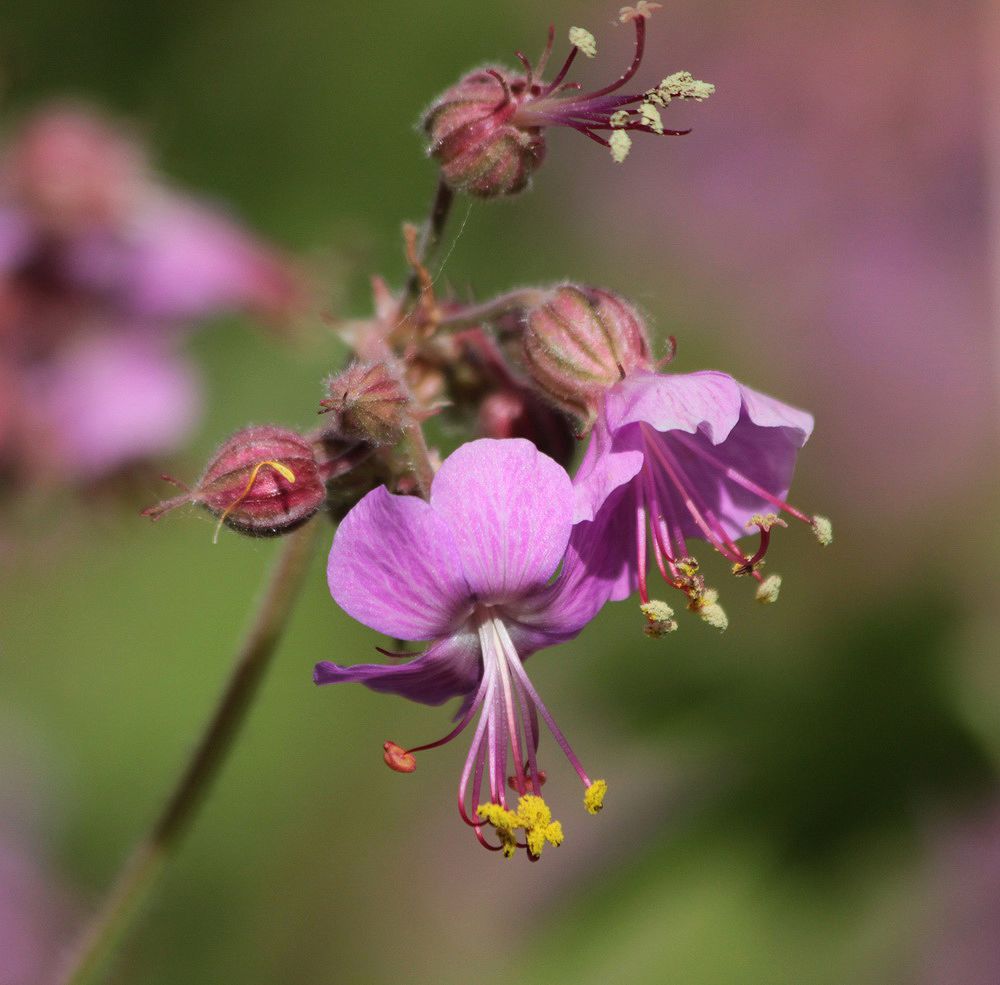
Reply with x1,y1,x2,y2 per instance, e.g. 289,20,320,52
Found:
51,521,320,985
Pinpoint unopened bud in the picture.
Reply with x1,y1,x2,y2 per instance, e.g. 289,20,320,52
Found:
320,361,412,446
424,68,546,198
521,284,652,427
143,425,325,538
383,741,416,773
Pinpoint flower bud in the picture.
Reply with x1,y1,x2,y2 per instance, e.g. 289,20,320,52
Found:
521,285,652,427
143,424,325,538
320,361,412,446
424,69,546,198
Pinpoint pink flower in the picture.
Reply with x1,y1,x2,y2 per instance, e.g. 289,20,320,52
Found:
573,368,829,632
315,439,610,859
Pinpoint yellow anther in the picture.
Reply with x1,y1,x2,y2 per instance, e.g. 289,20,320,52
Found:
609,130,632,164
688,588,728,631
620,2,662,23
609,109,631,128
568,26,597,58
584,779,608,815
478,796,565,859
641,600,678,638
213,460,296,544
755,574,782,604
639,102,664,134
658,71,715,103
812,515,833,546
746,512,785,532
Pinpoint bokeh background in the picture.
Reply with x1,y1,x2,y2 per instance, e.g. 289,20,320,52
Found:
2,0,999,982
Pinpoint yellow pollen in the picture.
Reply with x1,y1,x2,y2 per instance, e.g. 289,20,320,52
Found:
755,574,782,604
584,779,608,815
609,130,632,164
568,26,597,58
620,2,663,23
746,512,785,532
609,109,631,128
639,101,664,134
658,71,716,103
213,460,296,544
477,795,565,859
640,600,678,638
688,589,728,631
812,515,833,546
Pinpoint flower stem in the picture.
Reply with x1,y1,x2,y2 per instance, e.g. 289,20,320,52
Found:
403,178,455,304
52,520,320,985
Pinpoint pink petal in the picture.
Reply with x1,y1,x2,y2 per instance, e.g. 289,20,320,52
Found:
429,438,574,605
572,404,644,523
313,632,481,706
605,370,743,443
738,383,814,442
327,486,470,641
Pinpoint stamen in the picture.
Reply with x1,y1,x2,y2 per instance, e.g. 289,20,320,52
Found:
383,741,416,773
609,130,632,163
580,14,647,100
568,26,597,58
641,599,678,637
755,574,782,604
812,515,834,545
584,779,608,814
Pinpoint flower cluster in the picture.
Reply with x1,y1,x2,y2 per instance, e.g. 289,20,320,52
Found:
141,6,828,861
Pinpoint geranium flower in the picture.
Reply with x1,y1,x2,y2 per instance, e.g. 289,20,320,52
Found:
574,368,831,634
314,438,610,859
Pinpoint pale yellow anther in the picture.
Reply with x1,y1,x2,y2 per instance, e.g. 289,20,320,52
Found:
568,26,597,58
746,512,785,532
811,515,833,546
609,130,632,163
755,574,782,604
620,1,663,23
584,779,608,815
641,600,678,638
609,109,631,128
659,71,716,103
639,102,664,134
689,588,728,631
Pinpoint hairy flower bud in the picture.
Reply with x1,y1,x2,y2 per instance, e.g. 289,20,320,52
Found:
521,284,652,427
424,69,546,198
320,361,412,446
143,425,325,538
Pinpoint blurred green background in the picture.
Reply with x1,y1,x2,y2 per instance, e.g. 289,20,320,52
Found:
2,1,998,983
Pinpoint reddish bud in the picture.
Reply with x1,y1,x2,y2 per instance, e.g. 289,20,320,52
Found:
383,741,416,773
143,424,325,538
320,362,412,446
521,284,652,428
424,68,546,198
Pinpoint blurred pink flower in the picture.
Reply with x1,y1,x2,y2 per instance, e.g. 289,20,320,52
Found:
0,104,303,485
24,331,201,481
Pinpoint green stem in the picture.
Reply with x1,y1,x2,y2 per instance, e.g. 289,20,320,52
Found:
52,521,320,985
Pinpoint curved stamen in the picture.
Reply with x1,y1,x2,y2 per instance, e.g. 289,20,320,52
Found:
671,432,815,525
539,45,579,96
577,16,646,101
494,621,593,789
534,24,556,78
